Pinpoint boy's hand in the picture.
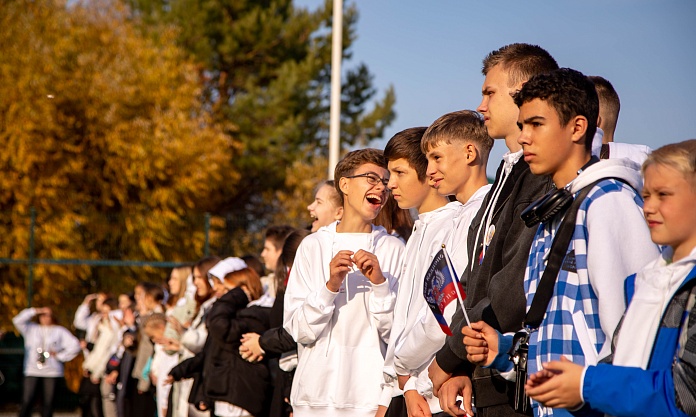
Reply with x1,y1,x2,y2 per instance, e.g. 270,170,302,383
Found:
437,374,474,417
403,390,431,417
328,250,354,292
462,321,498,366
428,359,452,395
525,357,583,409
352,250,386,285
526,368,556,389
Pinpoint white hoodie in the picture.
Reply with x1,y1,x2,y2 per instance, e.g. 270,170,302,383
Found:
284,222,405,417
381,185,491,409
590,127,652,166
546,157,659,363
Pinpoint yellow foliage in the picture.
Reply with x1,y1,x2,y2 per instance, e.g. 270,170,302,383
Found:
0,0,240,329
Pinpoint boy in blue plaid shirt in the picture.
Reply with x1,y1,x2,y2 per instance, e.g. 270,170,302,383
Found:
461,68,659,417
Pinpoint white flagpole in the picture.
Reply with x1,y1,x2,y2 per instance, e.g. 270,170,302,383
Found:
327,0,343,179
442,244,471,327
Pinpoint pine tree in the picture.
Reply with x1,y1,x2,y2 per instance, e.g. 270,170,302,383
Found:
125,0,396,242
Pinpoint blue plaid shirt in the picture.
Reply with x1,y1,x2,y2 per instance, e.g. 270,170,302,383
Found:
524,179,644,417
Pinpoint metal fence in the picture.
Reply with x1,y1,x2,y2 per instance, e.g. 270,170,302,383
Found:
0,207,266,310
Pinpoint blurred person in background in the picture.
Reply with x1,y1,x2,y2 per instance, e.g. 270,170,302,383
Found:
241,228,311,417
169,258,271,417
13,306,81,417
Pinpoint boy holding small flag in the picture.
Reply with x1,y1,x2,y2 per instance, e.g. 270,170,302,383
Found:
384,111,492,417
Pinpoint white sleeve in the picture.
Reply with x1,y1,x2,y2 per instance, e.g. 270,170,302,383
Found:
586,191,660,358
370,278,398,344
55,327,81,363
403,375,419,393
283,243,338,345
12,308,37,336
378,380,395,407
394,304,445,376
370,240,404,344
180,325,208,354
73,304,91,331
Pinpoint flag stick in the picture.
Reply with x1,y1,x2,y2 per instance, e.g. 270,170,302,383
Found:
442,244,471,328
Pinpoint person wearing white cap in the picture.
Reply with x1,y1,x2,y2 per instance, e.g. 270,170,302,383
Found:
169,257,271,417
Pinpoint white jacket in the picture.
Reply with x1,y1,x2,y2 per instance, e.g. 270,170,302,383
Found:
284,223,405,415
81,315,120,379
13,308,81,378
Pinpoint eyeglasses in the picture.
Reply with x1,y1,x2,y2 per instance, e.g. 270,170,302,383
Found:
345,172,389,187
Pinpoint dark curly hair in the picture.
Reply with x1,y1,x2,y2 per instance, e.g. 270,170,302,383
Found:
514,68,599,151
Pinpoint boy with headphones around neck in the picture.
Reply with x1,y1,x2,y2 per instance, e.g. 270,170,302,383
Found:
461,68,659,417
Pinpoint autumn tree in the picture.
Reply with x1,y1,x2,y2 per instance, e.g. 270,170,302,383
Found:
0,0,238,327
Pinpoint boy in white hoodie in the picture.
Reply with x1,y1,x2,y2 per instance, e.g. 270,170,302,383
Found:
381,113,493,417
461,68,659,417
379,126,458,417
284,148,405,417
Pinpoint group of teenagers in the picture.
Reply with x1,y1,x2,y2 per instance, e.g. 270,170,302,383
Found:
279,42,696,417
11,42,696,417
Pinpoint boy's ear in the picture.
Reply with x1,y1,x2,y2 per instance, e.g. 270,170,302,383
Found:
570,115,589,145
338,176,350,195
465,143,479,164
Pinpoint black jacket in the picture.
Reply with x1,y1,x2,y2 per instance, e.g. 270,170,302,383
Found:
258,287,296,417
436,158,552,409
170,288,271,416
259,288,296,356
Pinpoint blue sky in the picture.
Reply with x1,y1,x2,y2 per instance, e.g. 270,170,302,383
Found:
296,0,696,176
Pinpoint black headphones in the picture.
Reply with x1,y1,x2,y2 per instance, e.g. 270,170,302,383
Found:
521,156,600,228
521,188,574,227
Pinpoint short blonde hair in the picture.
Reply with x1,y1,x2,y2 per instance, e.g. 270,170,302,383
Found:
421,110,493,159
642,139,696,188
143,313,167,329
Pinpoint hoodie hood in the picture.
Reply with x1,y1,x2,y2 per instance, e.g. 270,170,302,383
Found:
590,127,604,158
318,220,390,241
417,201,461,227
569,157,643,194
